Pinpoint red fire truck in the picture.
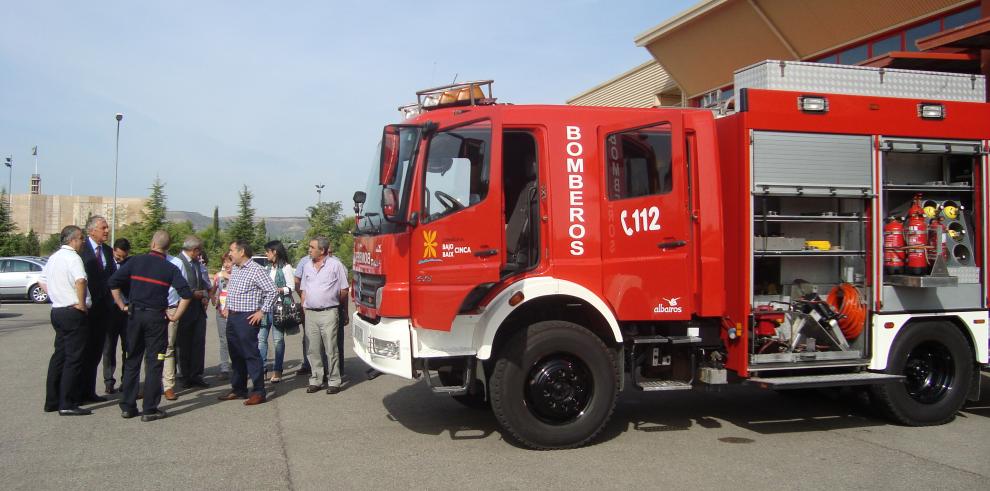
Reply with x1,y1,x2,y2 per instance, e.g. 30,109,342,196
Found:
351,61,990,449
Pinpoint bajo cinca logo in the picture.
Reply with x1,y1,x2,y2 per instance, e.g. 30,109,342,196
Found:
422,230,438,259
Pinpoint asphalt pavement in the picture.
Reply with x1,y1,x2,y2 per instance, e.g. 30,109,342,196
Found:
1,301,989,490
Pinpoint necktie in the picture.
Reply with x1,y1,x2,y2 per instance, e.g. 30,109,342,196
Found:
97,245,105,269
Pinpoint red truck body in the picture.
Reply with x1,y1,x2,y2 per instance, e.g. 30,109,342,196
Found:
351,66,990,449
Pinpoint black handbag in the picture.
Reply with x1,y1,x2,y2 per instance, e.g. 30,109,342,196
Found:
273,295,302,334
271,266,302,334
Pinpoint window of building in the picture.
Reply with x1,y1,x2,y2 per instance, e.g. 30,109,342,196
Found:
838,44,869,65
871,34,902,58
421,121,491,223
816,54,839,64
905,20,940,51
944,6,980,30
605,123,673,200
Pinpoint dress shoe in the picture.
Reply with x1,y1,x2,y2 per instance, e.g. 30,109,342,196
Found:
141,409,167,422
244,394,266,406
297,366,312,376
326,386,341,395
163,389,177,401
121,408,139,419
188,378,210,388
44,406,58,413
82,394,107,403
217,392,246,401
105,383,117,394
305,385,322,393
58,407,93,416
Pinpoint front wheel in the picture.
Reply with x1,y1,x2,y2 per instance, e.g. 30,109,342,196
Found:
490,320,618,449
870,321,973,426
29,284,48,303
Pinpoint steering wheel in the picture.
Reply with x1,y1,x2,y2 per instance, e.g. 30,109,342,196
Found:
435,190,465,212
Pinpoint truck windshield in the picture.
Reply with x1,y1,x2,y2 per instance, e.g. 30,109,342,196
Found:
356,126,422,235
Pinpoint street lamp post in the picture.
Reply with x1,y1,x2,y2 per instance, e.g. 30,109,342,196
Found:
4,156,11,207
315,184,325,204
112,113,122,244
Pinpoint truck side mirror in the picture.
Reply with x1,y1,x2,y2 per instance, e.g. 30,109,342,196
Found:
380,126,400,185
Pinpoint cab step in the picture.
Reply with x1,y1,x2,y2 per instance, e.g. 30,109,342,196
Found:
747,372,904,390
635,380,693,391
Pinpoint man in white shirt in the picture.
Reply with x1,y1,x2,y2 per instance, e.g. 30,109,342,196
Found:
41,225,93,416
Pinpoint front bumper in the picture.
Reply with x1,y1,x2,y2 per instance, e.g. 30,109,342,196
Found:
352,313,414,379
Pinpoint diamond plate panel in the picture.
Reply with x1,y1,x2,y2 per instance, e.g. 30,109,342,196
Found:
735,60,986,102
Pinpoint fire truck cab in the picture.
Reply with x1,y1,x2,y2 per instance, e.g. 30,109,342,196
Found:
352,64,990,449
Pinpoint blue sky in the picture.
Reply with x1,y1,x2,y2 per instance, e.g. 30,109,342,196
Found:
0,1,695,217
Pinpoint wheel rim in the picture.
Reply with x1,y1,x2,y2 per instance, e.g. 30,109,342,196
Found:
904,341,954,404
524,354,593,425
31,287,47,302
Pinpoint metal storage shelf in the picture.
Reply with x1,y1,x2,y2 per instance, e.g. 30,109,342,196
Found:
754,250,866,257
884,185,974,192
753,214,862,223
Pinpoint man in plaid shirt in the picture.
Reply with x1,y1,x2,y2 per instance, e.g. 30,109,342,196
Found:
217,239,277,405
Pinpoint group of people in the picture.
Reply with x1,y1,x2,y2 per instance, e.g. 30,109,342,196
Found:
42,215,350,421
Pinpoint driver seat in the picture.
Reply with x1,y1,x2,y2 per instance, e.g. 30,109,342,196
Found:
504,156,538,274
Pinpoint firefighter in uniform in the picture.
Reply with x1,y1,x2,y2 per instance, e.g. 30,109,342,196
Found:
108,231,193,422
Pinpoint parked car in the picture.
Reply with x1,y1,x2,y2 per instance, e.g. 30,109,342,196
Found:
0,256,49,303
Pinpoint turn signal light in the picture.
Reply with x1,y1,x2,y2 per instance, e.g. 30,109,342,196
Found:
884,322,895,329
508,291,524,306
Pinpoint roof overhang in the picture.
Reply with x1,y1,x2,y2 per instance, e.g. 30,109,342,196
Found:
635,0,975,98
860,50,980,73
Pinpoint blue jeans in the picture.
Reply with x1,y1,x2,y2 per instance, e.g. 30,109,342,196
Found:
257,314,285,373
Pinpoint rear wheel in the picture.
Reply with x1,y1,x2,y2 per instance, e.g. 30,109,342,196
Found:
490,320,618,449
870,321,973,426
29,284,48,303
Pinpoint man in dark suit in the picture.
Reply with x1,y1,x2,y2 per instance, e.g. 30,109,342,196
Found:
103,238,131,394
78,215,116,402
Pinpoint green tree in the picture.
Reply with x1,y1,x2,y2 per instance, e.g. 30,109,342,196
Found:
0,188,16,255
227,185,256,244
41,233,61,255
23,229,40,256
211,206,221,248
332,216,355,274
166,221,196,256
298,201,342,259
128,177,169,252
253,219,268,252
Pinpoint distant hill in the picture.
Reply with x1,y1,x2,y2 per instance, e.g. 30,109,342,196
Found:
166,211,309,240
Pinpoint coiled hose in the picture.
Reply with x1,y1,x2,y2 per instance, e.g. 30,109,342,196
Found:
826,283,865,340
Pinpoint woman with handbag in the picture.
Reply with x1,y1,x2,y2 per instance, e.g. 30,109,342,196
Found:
258,240,296,383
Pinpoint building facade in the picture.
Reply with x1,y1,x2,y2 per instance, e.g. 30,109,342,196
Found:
570,0,987,108
11,193,146,236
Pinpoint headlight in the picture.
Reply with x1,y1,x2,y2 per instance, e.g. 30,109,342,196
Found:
370,337,400,360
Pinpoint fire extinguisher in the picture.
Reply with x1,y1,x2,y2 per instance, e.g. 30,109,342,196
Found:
883,216,905,275
905,194,929,275
927,216,948,264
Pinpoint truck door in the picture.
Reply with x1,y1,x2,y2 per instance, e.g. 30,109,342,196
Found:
600,117,693,320
411,120,502,331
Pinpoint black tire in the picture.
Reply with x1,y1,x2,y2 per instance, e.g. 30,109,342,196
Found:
29,284,48,304
870,321,973,426
437,366,489,409
490,320,618,450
